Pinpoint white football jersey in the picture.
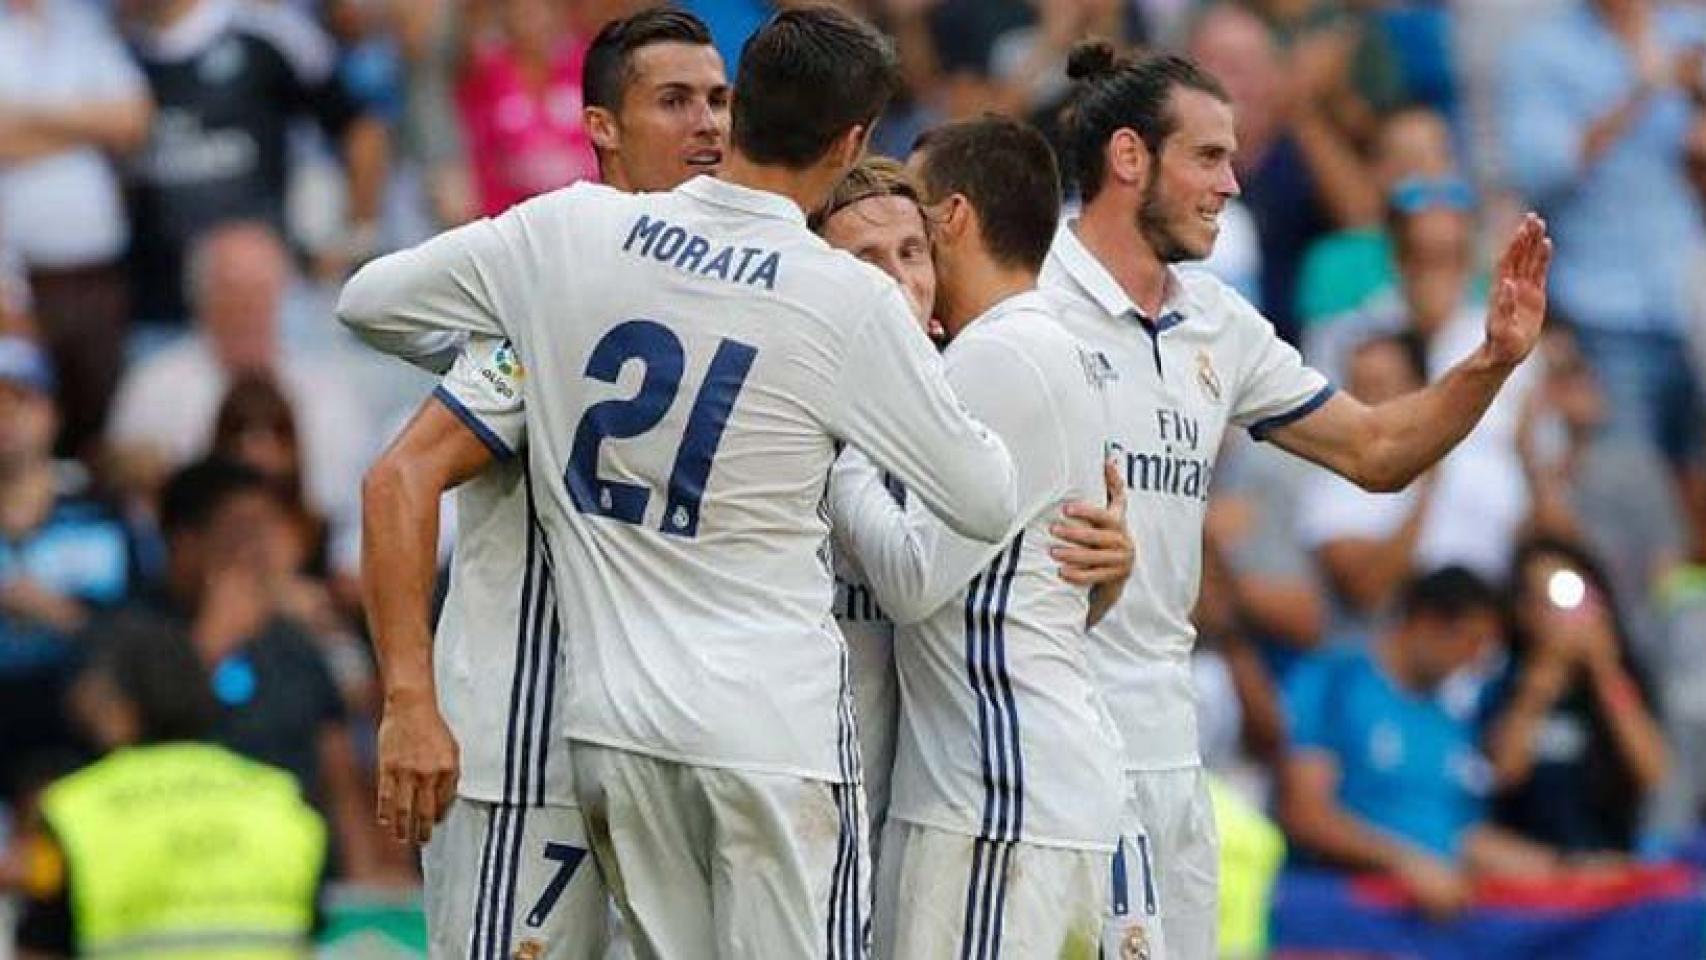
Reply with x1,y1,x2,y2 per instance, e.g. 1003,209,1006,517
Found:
830,292,1126,850
429,336,575,806
831,473,899,821
1040,222,1331,772
339,176,1018,783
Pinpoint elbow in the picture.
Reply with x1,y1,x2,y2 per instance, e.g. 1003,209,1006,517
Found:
951,461,1020,544
361,450,411,519
1351,449,1419,495
336,261,385,335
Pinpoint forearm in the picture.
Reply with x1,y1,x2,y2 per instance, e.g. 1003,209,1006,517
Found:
0,99,151,161
1589,660,1670,791
1486,666,1564,788
1283,797,1413,873
1290,107,1381,229
360,461,442,702
343,117,390,228
1361,351,1514,491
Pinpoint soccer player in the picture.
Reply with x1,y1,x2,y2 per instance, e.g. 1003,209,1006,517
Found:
812,158,1135,861
358,9,728,959
829,116,1142,958
1042,42,1553,956
341,8,1020,957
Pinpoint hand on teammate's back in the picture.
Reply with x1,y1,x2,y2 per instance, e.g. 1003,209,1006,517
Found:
1051,459,1134,588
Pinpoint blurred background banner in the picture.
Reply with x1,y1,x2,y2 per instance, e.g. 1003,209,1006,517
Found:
1270,864,1706,958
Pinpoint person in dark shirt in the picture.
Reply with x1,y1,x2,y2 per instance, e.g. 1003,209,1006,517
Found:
1483,537,1670,853
120,0,389,326
126,456,385,881
0,337,138,803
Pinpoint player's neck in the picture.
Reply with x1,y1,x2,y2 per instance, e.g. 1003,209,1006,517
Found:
939,257,1036,338
1075,198,1172,319
719,150,834,223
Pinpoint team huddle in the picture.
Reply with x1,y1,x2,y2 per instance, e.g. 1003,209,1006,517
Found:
338,6,1554,960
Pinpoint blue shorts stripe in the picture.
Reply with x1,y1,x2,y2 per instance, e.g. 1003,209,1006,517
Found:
959,837,989,960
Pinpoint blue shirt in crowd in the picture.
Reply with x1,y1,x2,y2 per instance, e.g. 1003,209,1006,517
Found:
0,494,134,673
1285,645,1491,859
1499,3,1706,334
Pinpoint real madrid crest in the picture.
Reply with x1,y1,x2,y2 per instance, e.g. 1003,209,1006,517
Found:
1195,349,1222,403
514,939,545,960
1121,923,1151,960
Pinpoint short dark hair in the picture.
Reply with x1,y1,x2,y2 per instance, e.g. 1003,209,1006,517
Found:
583,6,715,112
1061,42,1229,201
914,116,1061,273
731,5,899,169
1399,566,1500,624
159,456,276,537
85,615,219,744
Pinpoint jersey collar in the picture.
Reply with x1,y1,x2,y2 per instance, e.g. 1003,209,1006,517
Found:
676,175,808,227
1049,219,1192,331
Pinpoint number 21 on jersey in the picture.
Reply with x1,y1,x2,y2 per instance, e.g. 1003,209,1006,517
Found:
565,319,757,538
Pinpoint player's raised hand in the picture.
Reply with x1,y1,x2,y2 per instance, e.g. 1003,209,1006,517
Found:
1483,213,1553,369
376,690,460,845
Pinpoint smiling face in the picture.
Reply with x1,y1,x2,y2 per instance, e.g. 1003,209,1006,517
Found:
820,193,936,327
1138,87,1240,263
601,41,729,192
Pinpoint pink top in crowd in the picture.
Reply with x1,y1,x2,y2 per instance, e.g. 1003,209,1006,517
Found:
457,35,601,217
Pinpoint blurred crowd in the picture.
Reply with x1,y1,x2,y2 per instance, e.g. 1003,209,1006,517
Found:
3,0,1706,951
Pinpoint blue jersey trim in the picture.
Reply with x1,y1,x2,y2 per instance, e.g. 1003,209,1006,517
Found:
432,385,517,461
1249,383,1338,442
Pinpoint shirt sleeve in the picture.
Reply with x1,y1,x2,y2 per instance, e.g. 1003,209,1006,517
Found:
820,282,1018,544
829,337,1067,623
337,211,519,355
1229,294,1335,440
432,336,528,461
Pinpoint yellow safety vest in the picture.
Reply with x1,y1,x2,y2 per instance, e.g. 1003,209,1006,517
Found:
40,741,327,959
1210,774,1286,960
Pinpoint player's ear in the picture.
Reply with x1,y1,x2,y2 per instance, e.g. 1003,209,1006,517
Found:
585,106,620,154
1107,127,1149,190
936,193,973,246
827,122,870,172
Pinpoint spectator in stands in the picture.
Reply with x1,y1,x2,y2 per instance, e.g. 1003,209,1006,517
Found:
1297,105,1458,333
1483,537,1669,854
0,0,152,460
1298,331,1429,635
130,457,382,881
1299,189,1537,610
1190,0,1379,342
120,0,389,330
1500,0,1706,555
0,337,137,805
106,222,375,565
12,615,326,958
209,373,374,715
1280,567,1557,920
1519,320,1685,657
456,0,600,215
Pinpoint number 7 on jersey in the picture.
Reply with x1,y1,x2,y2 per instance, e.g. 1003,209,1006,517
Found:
565,319,758,538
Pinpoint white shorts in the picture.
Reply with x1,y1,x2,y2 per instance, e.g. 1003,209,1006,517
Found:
573,743,869,960
870,820,1108,959
1124,768,1218,959
849,633,897,856
421,797,609,960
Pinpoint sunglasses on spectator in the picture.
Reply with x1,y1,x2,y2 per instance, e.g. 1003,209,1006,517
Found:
1388,176,1476,214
